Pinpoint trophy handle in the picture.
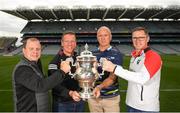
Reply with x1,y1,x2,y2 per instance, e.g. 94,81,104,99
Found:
65,58,77,78
96,64,104,78
99,70,104,76
69,62,77,78
97,57,106,77
69,72,76,78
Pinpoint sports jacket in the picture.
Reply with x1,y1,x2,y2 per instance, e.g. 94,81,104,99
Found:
48,50,81,102
114,47,162,111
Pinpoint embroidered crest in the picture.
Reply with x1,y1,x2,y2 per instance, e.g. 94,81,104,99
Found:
137,59,141,64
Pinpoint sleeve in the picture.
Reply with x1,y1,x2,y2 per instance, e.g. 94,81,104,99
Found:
48,54,60,75
48,54,70,98
114,51,162,85
144,51,162,78
14,66,65,93
114,65,150,85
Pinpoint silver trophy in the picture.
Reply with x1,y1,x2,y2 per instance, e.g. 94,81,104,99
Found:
68,44,103,100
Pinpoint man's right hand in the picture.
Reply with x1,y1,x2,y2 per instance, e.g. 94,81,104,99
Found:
69,90,81,101
60,61,71,74
93,85,101,98
102,59,116,73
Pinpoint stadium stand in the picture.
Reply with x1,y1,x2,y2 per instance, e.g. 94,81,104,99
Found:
115,44,134,56
8,46,23,55
150,44,179,54
1,5,180,55
167,44,180,52
41,45,60,55
0,37,17,54
2,5,180,20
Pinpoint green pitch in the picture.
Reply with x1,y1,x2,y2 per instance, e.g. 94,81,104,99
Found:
0,55,180,112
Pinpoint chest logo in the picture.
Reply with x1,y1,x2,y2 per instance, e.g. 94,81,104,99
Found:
137,59,141,64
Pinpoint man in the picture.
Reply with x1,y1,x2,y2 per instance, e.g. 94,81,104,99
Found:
88,26,123,112
48,31,85,112
12,38,70,112
102,27,162,112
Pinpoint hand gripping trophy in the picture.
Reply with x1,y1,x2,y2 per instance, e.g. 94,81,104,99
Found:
67,44,103,100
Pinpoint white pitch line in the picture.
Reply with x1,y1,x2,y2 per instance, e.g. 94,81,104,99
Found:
1,89,180,92
119,89,180,92
160,89,180,91
0,89,12,92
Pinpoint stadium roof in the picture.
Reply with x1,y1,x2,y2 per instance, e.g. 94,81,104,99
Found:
1,5,180,21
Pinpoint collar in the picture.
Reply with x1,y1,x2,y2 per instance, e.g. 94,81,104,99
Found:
98,46,112,52
58,49,77,57
131,47,151,57
22,56,38,65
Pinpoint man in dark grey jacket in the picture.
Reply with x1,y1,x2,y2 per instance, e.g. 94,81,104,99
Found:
12,37,70,112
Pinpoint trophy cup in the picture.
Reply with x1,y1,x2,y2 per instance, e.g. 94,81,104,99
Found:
68,44,102,100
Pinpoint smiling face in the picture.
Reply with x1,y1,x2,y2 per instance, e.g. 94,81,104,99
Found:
97,26,112,50
132,29,149,51
61,33,77,56
23,38,41,62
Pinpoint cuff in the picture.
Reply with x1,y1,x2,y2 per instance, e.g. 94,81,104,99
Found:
113,65,117,73
114,65,123,75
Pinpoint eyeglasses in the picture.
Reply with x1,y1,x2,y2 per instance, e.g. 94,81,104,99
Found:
132,37,146,41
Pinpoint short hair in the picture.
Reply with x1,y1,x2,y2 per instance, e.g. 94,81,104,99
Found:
22,38,40,48
97,26,112,39
97,26,112,35
131,27,149,37
61,31,76,41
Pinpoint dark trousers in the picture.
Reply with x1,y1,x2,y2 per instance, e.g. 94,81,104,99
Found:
127,105,159,113
53,100,85,112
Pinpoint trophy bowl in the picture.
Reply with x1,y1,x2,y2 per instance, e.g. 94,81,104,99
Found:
72,44,99,100
76,56,98,99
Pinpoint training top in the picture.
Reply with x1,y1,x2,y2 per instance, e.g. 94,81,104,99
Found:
93,46,123,98
48,50,81,102
114,47,162,111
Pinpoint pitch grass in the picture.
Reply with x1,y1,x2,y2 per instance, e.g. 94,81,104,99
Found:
0,55,180,112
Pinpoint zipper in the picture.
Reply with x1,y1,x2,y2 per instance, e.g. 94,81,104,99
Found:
141,86,143,101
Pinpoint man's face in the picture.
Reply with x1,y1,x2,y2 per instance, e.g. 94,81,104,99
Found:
132,30,149,51
23,40,41,62
61,34,77,56
97,29,112,47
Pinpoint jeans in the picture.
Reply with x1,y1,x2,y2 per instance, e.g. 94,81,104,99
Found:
127,105,159,113
53,100,85,112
